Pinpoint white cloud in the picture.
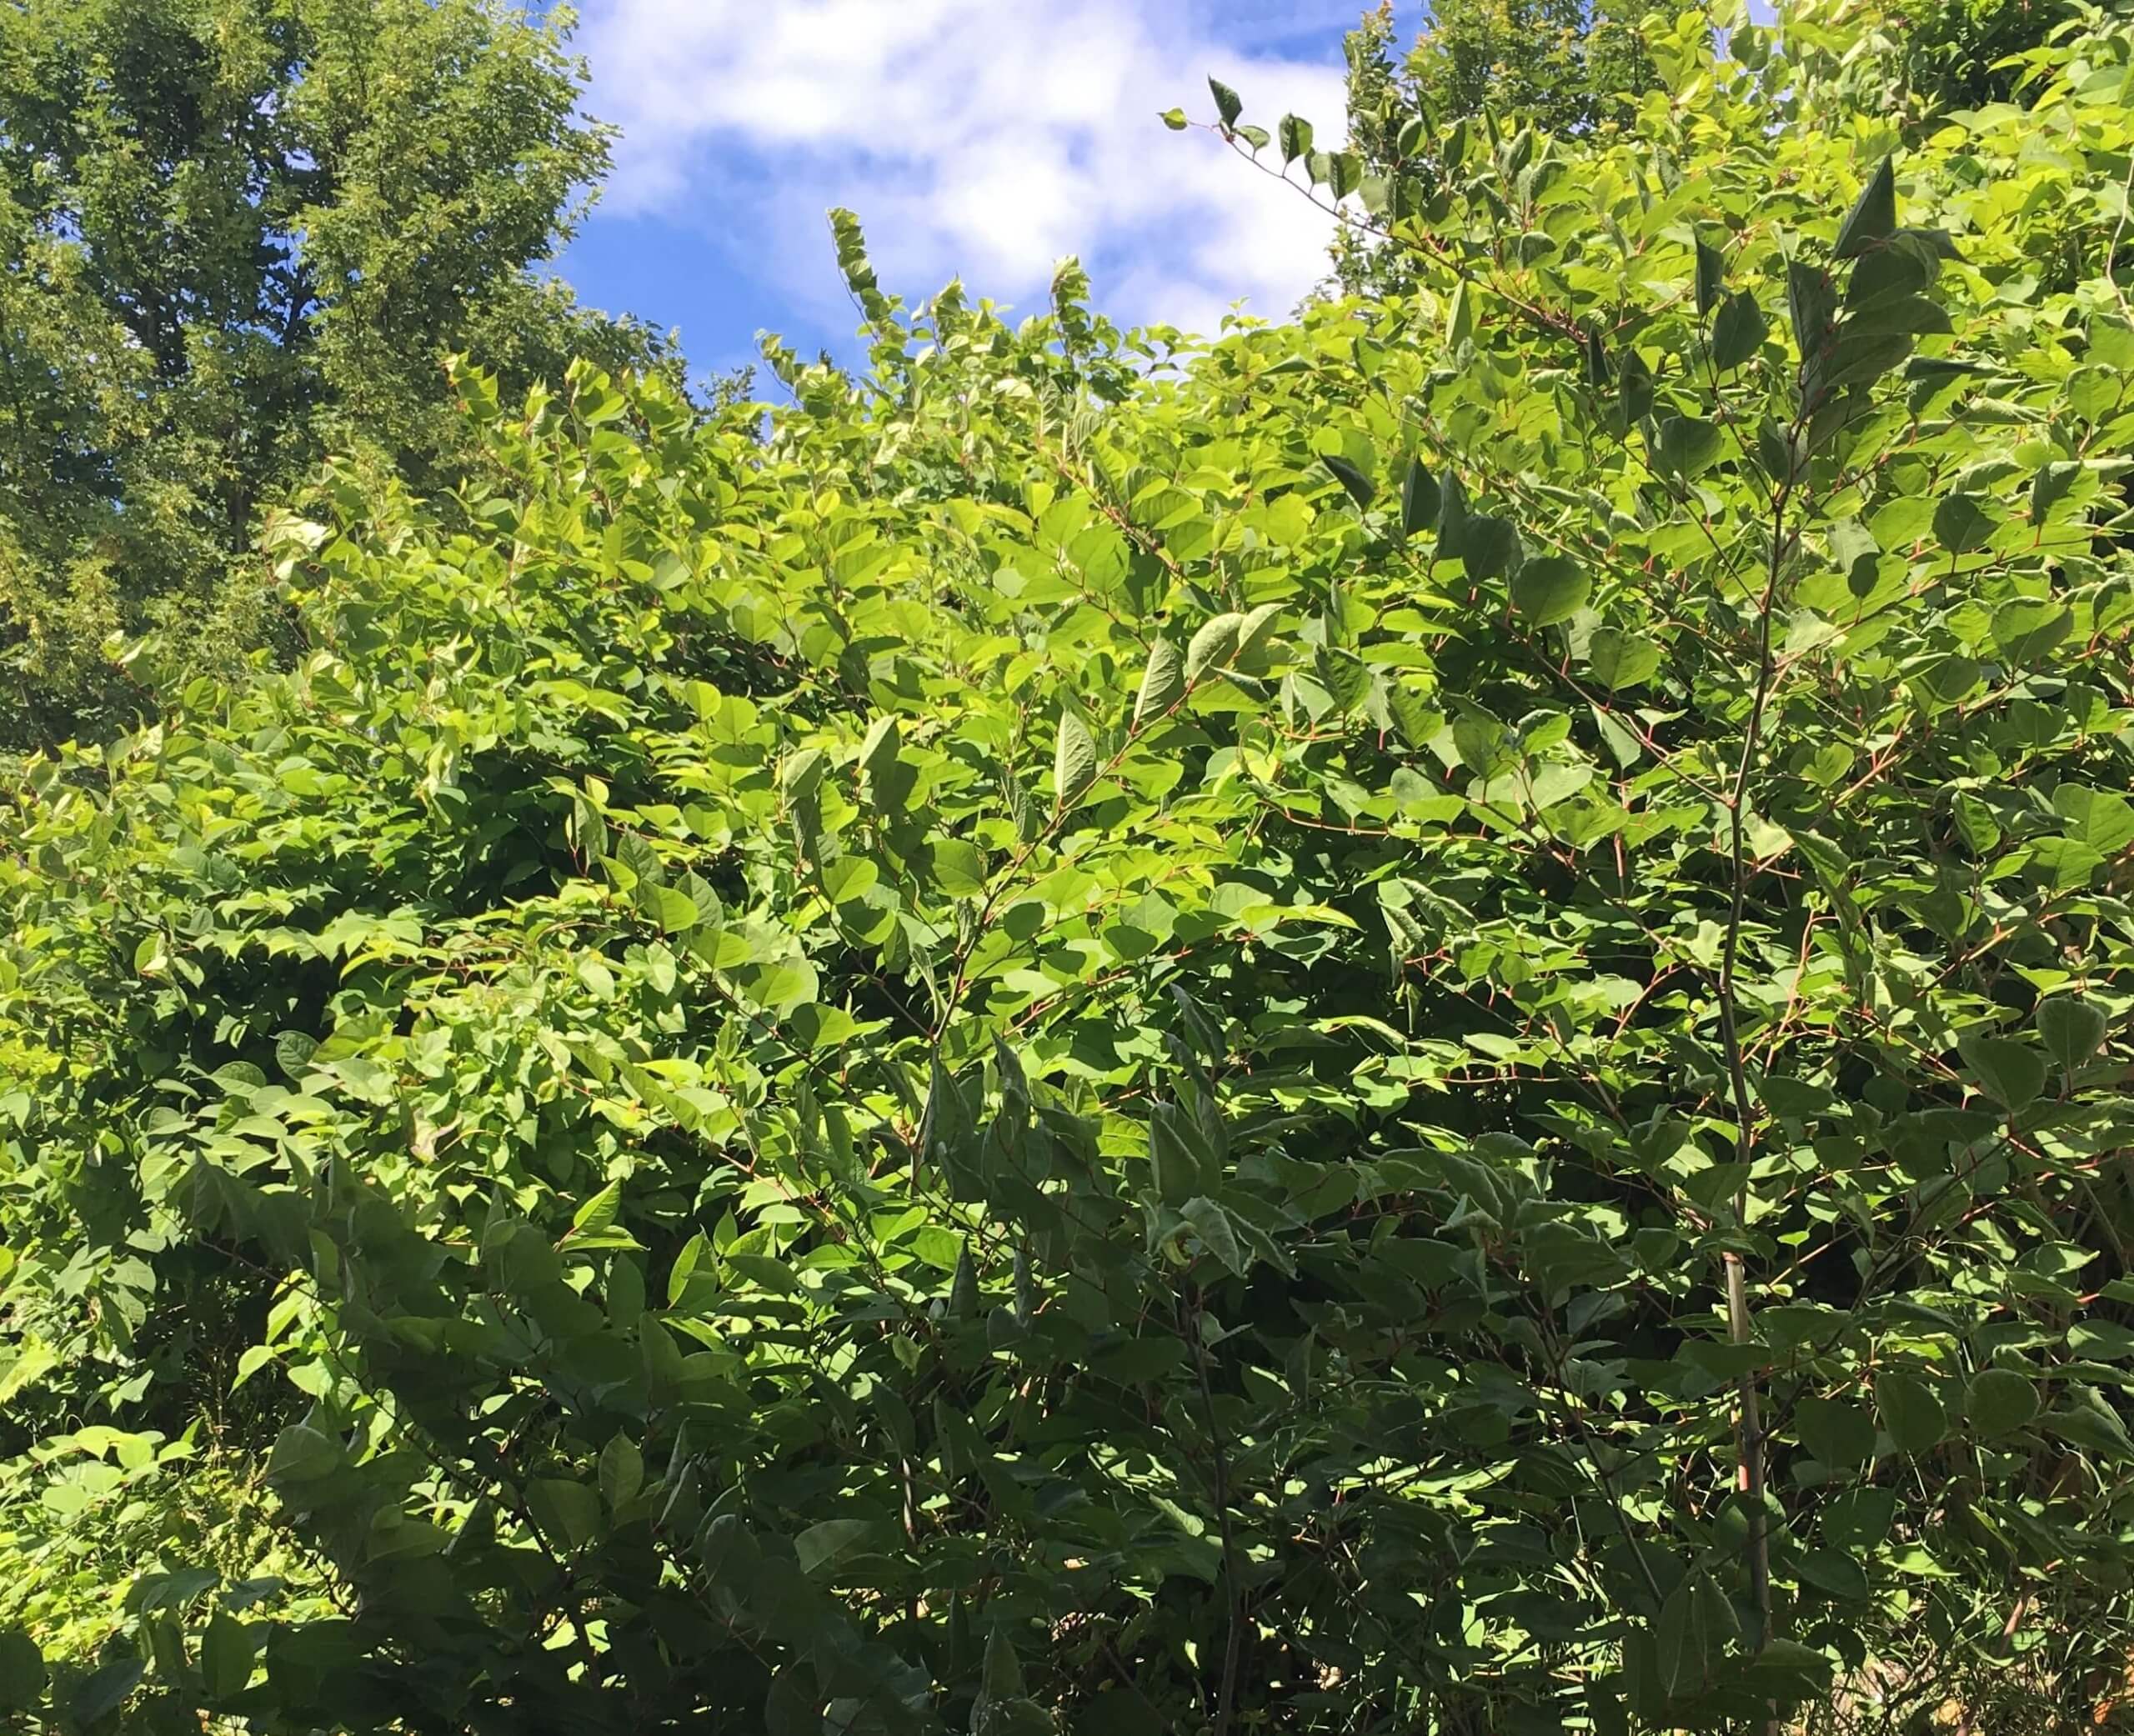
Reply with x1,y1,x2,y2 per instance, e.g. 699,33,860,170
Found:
574,0,1358,340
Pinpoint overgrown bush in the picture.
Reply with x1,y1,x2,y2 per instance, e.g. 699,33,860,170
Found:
3,4,2133,1731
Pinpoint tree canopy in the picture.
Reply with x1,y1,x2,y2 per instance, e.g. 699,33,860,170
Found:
0,0,679,748
3,3,2134,1733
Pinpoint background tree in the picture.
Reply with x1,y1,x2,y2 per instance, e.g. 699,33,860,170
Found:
1894,0,2076,108
0,0,683,749
1332,0,1658,291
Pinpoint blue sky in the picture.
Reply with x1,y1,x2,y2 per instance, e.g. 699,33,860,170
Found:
554,1,1378,388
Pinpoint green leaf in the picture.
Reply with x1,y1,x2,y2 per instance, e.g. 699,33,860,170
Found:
529,1478,603,1549
982,1624,1025,1698
649,884,702,933
929,838,987,898
1712,292,1768,371
1510,556,1589,627
1876,1368,1946,1453
949,1241,979,1318
1787,259,1837,358
599,1433,644,1509
1185,613,1244,683
1991,597,2071,665
1135,638,1185,724
1207,78,1241,128
1743,1639,1836,1694
1586,628,1661,689
1160,108,1187,131
1461,515,1518,583
1617,348,1654,423
1446,280,1473,350
1931,493,1997,555
1323,452,1375,509
1278,113,1312,164
1399,457,1440,542
0,1628,46,1715
1966,1368,2038,1438
1834,157,1896,259
570,1179,624,1239
1182,1195,1247,1277
1957,1033,2046,1111
1654,415,1724,479
794,1518,876,1576
1796,1548,1870,1601
1654,1574,1711,1697
68,1658,143,1728
267,1423,340,1485
1796,1394,1876,1468
1054,711,1099,807
2037,998,2108,1073
1695,237,1723,318
2071,1319,2134,1362
200,1611,259,1701
2056,784,2134,854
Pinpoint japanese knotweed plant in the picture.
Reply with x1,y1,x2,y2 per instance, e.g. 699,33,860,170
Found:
3,5,2134,1733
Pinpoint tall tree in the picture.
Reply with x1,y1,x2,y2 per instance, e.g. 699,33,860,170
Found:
0,0,680,747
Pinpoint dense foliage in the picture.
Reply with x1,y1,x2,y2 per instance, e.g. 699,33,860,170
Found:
0,0,680,748
4,2,2134,1732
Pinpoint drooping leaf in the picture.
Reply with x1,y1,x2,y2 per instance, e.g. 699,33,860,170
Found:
1185,612,1245,683
1695,236,1724,317
1400,457,1440,541
1712,292,1768,371
1054,710,1099,807
1135,638,1185,724
1323,452,1375,509
201,1612,260,1702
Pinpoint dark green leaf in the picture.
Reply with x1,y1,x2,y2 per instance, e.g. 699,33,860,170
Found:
1966,1368,2039,1438
1695,237,1724,317
1654,415,1725,479
0,1628,45,1715
1957,1033,2046,1110
1876,1369,1946,1453
1796,1395,1876,1468
201,1611,260,1701
1323,452,1375,509
1400,457,1440,541
1712,292,1767,371
2037,998,2108,1073
1834,157,1897,259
